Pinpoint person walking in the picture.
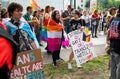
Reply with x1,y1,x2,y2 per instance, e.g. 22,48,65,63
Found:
68,10,85,69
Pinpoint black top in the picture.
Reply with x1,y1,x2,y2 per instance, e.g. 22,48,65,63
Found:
9,19,33,52
70,19,85,31
110,17,120,54
62,10,71,26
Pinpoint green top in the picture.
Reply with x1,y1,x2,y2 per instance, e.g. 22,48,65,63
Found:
23,13,31,21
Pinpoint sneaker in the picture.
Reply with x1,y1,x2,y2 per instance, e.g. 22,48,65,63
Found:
77,65,82,69
53,64,57,68
68,63,72,69
53,62,57,67
56,58,64,62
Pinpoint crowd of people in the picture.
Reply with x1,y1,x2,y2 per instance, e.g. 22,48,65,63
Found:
0,1,120,79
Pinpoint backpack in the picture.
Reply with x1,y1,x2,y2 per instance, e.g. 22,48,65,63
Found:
109,18,120,39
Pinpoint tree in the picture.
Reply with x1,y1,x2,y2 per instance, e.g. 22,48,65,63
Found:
77,6,83,11
85,0,90,9
103,0,120,9
97,0,103,10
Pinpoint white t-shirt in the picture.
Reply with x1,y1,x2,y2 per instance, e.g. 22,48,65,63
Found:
81,15,90,23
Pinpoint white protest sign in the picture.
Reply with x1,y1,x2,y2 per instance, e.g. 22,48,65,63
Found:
68,30,97,67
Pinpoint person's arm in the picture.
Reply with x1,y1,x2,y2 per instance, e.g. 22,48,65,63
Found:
32,17,40,27
23,14,34,24
106,30,110,44
61,16,70,21
30,42,37,49
27,34,37,49
81,19,85,30
61,11,70,21
105,29,110,55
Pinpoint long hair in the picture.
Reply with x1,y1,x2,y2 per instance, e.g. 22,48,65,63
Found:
42,5,50,23
51,10,61,23
94,10,98,14
32,10,37,17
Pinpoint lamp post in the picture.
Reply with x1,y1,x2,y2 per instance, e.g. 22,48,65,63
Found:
74,0,76,9
70,0,76,9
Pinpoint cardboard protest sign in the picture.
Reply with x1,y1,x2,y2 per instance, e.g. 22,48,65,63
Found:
68,30,97,67
10,49,44,79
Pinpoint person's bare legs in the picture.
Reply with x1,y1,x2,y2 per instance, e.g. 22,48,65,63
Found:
69,51,74,63
68,51,74,69
68,50,82,69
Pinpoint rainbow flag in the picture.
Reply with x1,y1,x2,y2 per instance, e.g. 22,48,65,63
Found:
47,18,64,52
41,18,50,42
30,0,40,10
83,29,91,42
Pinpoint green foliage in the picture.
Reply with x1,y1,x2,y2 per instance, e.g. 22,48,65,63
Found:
85,0,120,11
77,6,83,11
101,0,120,9
85,0,90,8
97,1,103,10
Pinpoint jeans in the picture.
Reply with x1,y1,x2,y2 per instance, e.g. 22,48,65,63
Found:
92,24,98,37
110,51,120,79
86,23,90,30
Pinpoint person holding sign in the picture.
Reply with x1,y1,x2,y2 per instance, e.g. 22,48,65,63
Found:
4,2,39,52
68,10,85,69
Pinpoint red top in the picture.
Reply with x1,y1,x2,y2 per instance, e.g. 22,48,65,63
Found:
0,22,13,70
91,14,99,20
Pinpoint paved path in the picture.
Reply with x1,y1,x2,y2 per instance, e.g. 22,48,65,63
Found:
41,34,106,64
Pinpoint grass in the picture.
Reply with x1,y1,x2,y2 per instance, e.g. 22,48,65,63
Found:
43,55,109,79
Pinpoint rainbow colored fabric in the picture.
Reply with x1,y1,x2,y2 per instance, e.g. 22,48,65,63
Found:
41,28,48,42
30,0,40,10
83,34,90,42
47,18,63,52
41,18,49,42
82,29,91,42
